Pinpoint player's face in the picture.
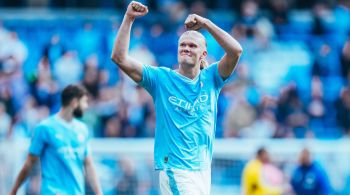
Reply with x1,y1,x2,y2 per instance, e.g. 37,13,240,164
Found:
73,95,88,118
178,35,206,67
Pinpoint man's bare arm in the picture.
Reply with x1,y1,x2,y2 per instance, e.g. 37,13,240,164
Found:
84,156,103,195
10,154,39,195
185,14,243,80
111,1,148,83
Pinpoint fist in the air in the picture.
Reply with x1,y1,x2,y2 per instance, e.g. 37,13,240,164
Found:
184,14,208,31
126,1,148,19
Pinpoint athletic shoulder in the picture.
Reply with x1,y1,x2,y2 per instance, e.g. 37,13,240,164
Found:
158,66,171,71
144,64,170,73
143,64,171,81
74,119,89,135
201,62,219,74
36,116,56,130
31,116,57,138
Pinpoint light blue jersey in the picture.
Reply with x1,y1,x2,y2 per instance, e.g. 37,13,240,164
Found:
140,62,232,170
29,115,90,195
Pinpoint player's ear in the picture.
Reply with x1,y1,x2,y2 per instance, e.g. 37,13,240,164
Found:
200,54,208,70
202,50,207,58
70,98,79,108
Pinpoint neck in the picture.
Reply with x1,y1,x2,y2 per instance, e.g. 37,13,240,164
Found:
58,107,74,122
177,63,200,79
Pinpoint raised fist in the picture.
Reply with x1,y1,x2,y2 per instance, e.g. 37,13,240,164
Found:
184,14,208,31
126,1,148,19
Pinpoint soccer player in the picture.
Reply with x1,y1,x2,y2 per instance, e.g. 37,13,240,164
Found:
10,85,102,195
111,1,243,194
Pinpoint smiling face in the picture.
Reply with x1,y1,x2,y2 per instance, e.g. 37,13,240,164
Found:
178,31,207,69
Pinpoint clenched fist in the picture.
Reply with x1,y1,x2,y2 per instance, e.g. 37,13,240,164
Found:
126,1,148,20
184,14,208,31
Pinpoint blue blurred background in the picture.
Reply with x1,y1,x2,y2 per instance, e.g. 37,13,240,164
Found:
1,0,350,194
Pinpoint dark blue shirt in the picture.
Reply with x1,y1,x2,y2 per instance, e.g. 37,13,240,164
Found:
291,162,332,195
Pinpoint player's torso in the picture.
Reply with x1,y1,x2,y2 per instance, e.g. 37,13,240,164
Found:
39,117,88,194
153,69,219,169
155,69,218,131
44,118,87,161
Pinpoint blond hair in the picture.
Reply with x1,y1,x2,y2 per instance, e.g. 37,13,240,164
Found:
200,59,208,70
180,30,207,48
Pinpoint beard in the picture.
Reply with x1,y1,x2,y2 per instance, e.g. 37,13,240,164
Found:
73,106,84,118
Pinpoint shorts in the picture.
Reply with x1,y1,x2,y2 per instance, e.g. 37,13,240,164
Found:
159,168,211,195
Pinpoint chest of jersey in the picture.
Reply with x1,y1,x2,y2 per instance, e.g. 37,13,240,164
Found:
158,73,216,118
46,122,87,160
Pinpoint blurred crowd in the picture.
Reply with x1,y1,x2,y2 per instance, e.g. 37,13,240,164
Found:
1,0,350,140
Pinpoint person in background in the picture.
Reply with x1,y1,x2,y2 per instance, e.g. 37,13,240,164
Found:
242,147,284,195
291,148,332,195
10,84,102,195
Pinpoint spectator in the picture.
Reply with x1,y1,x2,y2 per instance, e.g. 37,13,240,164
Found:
341,37,350,81
311,2,330,37
277,84,310,138
333,0,350,46
336,86,350,135
116,158,139,195
16,96,49,138
0,32,27,74
0,102,11,139
44,34,65,65
269,0,290,26
240,109,277,138
0,21,9,64
312,43,341,79
31,55,59,110
75,22,101,61
291,148,332,195
104,115,122,137
129,44,157,67
307,77,326,136
224,97,257,137
237,0,260,37
0,85,15,117
242,147,284,195
82,54,101,99
53,50,83,89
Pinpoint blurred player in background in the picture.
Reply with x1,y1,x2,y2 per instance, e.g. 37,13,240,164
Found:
291,148,332,195
10,84,102,195
242,147,284,195
111,1,242,194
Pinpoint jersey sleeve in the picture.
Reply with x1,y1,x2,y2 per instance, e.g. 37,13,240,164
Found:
84,143,91,158
205,62,235,90
29,125,47,156
138,64,159,98
83,123,91,158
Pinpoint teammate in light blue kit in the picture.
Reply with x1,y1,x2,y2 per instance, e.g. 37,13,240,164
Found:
112,1,243,194
10,85,102,195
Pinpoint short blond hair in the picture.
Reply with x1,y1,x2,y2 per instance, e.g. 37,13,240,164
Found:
179,30,207,48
